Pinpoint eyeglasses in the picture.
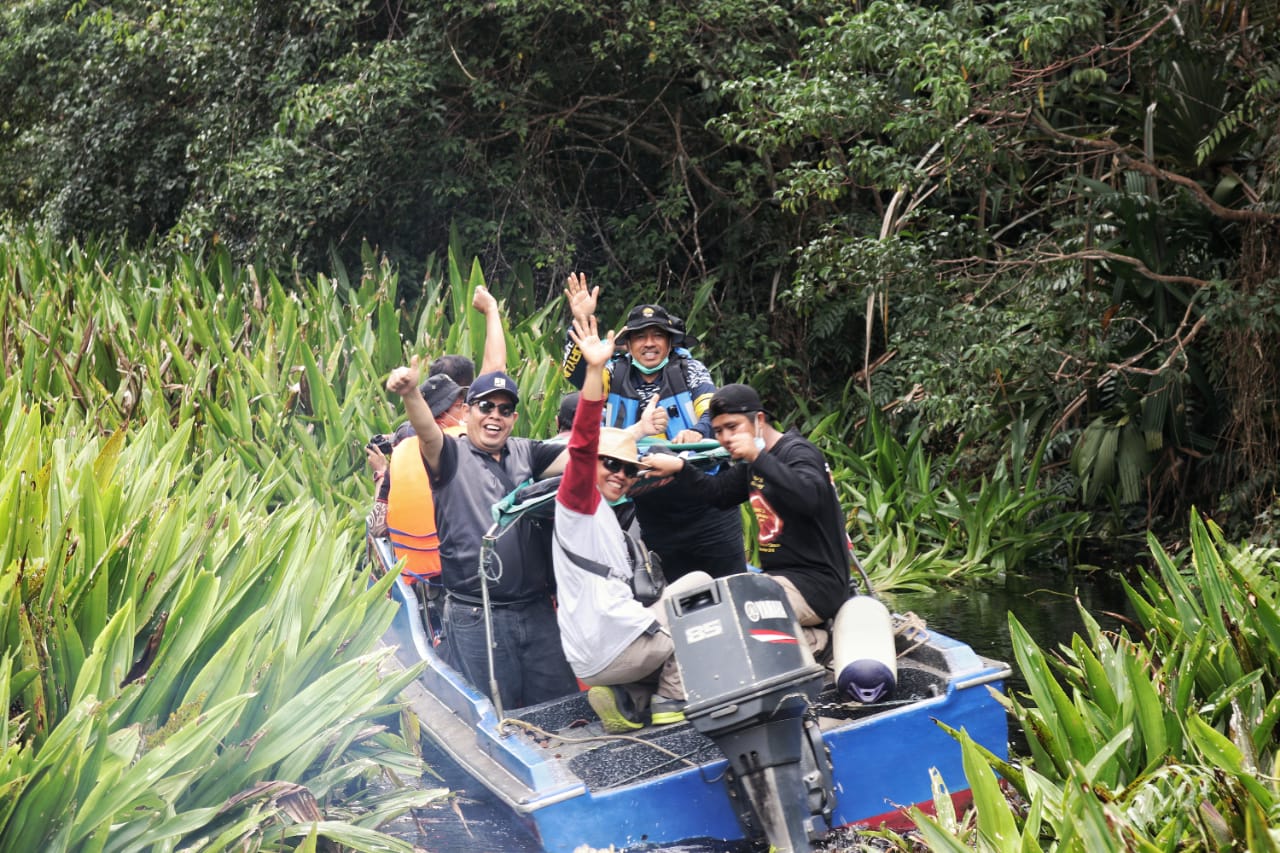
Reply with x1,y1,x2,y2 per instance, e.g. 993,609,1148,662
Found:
473,399,516,417
599,456,640,478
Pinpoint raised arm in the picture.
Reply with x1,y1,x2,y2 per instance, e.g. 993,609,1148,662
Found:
573,313,615,403
565,272,599,323
473,285,507,375
561,272,602,389
557,313,617,511
386,355,444,472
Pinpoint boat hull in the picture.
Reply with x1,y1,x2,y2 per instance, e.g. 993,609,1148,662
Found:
381,575,1010,852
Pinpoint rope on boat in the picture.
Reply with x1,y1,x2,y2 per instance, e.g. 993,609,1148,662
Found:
892,611,930,659
497,717,701,769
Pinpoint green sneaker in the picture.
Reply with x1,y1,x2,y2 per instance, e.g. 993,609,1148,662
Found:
588,685,644,734
649,695,686,726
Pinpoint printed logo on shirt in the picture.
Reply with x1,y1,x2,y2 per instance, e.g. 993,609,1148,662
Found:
749,488,782,546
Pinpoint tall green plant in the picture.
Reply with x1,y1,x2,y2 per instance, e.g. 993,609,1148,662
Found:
0,230,467,850
898,512,1280,850
810,399,1085,591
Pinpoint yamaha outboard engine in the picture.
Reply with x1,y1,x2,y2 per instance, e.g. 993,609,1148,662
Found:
668,573,835,852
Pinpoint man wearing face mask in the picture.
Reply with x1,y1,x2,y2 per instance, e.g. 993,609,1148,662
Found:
553,313,714,733
561,274,746,581
642,384,850,655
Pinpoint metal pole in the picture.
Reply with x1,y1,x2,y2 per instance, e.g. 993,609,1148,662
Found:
479,524,504,722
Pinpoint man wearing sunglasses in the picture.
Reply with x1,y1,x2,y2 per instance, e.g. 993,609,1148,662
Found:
387,360,578,710
551,313,714,733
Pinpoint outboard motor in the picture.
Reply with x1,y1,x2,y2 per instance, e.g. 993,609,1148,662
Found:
668,574,835,852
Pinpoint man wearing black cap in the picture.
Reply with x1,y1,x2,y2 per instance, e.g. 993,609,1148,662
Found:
555,391,580,437
643,383,850,654
386,359,578,709
560,273,746,580
376,373,468,586
365,283,506,518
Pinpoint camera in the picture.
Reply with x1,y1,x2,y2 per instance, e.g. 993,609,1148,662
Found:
366,434,393,455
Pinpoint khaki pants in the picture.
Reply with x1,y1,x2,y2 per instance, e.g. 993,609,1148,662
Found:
585,571,714,708
770,574,829,657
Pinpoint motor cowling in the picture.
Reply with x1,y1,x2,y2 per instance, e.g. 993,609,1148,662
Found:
667,573,834,852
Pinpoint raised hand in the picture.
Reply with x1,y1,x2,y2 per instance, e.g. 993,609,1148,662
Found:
568,314,616,368
386,354,422,397
472,284,498,315
564,272,599,323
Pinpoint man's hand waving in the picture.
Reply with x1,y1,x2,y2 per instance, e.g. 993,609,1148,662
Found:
565,273,600,324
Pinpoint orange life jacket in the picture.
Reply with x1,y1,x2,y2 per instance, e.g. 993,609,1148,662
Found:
386,436,440,583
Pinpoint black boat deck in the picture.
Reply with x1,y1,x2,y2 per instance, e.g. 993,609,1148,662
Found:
501,654,953,795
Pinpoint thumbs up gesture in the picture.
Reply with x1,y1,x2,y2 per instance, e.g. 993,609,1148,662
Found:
638,393,669,437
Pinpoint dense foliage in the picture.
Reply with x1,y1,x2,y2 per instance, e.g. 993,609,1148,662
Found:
0,230,452,851
0,225,1092,846
878,513,1280,851
1,1,1278,536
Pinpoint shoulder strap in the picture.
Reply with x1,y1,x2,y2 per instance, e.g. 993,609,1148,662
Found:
554,528,647,580
554,529,618,580
663,357,691,395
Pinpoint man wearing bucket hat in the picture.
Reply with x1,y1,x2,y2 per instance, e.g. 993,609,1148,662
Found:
553,312,714,733
386,359,578,710
561,273,746,581
643,383,850,656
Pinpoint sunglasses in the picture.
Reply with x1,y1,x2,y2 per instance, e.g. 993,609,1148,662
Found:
599,456,641,478
473,399,516,417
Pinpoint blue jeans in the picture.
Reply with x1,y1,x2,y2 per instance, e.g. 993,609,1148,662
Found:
441,595,578,710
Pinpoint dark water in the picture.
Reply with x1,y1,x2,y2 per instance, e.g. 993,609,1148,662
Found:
387,565,1134,851
887,563,1136,703
378,736,545,853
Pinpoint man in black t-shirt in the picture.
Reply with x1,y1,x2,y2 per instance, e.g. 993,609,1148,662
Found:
643,384,849,653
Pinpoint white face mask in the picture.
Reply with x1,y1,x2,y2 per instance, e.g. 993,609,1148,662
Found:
753,416,765,452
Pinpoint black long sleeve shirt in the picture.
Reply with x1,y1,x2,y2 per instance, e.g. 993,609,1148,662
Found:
675,431,850,620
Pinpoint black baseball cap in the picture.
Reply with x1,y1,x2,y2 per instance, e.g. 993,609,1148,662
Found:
709,383,765,418
467,371,520,404
420,373,466,418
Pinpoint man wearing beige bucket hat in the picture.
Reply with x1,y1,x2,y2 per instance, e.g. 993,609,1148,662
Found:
553,312,714,733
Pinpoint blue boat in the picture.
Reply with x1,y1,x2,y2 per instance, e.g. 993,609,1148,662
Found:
373,532,1012,852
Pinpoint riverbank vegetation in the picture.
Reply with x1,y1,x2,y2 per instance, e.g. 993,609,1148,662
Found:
0,232,452,850
2,0,1277,549
873,513,1280,850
